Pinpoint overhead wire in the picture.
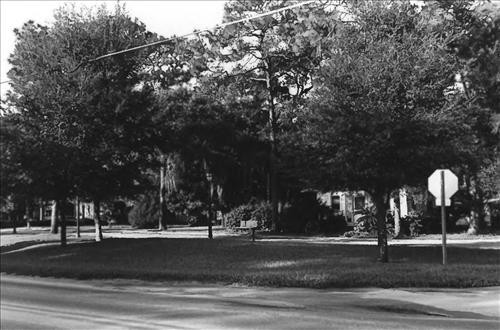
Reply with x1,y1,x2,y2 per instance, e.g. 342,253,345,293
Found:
2,0,318,83
71,0,318,72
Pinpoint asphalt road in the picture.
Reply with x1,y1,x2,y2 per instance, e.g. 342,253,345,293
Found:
1,275,498,330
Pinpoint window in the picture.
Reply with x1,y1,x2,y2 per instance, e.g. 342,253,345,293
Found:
332,196,340,211
354,196,365,210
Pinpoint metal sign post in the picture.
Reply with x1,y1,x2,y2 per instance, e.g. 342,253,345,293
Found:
428,169,458,266
440,170,447,266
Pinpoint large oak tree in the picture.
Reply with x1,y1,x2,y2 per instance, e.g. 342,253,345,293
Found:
296,0,495,261
4,4,159,244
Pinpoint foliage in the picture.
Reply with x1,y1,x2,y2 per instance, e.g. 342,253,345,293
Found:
128,192,159,229
424,0,500,114
194,0,339,229
225,200,272,230
164,190,208,227
4,3,160,214
304,211,347,235
344,208,379,238
102,200,129,225
157,89,268,209
280,192,324,233
249,201,273,230
225,203,255,229
397,211,424,237
292,0,496,261
422,0,500,233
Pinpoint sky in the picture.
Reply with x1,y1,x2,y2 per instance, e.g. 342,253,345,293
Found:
0,0,226,97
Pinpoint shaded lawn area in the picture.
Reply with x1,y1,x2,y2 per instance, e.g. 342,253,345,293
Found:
1,238,499,288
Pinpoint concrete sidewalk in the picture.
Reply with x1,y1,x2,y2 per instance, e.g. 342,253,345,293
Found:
2,225,500,249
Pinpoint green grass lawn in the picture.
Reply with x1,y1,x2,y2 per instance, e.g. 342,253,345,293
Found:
1,238,499,288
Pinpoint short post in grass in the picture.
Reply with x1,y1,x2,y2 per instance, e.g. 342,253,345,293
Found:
428,169,458,266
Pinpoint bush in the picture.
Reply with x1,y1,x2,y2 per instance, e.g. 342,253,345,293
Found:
184,199,208,227
128,192,159,229
345,215,378,238
280,192,323,234
225,204,253,229
250,201,272,230
304,208,348,235
400,211,423,237
165,190,208,227
344,208,379,238
420,215,443,234
491,203,500,231
225,201,272,230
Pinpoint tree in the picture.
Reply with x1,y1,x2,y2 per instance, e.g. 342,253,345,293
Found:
155,88,267,237
422,0,500,234
296,0,494,261
197,0,338,229
1,100,76,244
5,4,159,244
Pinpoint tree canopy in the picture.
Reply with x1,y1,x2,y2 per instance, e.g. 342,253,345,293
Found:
293,0,496,261
3,4,161,243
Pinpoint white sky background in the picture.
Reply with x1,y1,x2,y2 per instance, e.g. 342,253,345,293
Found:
0,0,226,97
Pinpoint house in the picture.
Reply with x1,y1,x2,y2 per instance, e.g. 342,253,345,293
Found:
317,189,411,226
35,200,95,221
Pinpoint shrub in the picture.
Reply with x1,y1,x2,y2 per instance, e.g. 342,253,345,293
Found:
165,190,208,227
304,208,348,235
128,192,159,229
420,215,443,234
326,214,349,234
491,204,500,231
344,208,379,238
400,211,423,237
280,192,322,234
184,199,208,227
102,201,129,225
225,203,254,229
250,201,272,230
224,201,273,230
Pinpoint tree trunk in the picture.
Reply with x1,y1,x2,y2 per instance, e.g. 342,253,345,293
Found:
208,202,213,239
50,200,58,234
265,67,279,232
10,212,17,234
58,200,67,247
39,200,44,221
467,209,485,235
159,155,166,231
93,199,103,242
203,159,214,239
467,175,486,235
393,206,401,238
373,192,389,263
25,200,31,229
75,197,81,238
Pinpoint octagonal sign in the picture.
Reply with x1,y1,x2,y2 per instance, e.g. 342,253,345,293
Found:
428,169,458,206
